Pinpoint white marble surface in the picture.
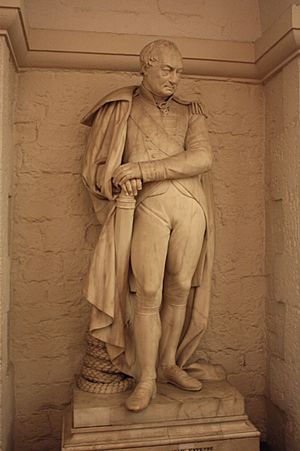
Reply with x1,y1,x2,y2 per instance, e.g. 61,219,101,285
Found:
73,381,244,428
62,381,260,450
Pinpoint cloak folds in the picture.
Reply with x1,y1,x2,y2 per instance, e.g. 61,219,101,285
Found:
81,86,215,377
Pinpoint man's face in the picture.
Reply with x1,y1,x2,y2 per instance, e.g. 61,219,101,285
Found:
142,47,183,98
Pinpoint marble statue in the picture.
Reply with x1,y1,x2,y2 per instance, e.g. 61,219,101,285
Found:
81,39,214,412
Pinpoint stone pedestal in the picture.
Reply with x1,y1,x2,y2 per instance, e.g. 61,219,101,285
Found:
62,381,260,450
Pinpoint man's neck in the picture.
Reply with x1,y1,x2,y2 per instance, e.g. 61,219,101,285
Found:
141,83,170,103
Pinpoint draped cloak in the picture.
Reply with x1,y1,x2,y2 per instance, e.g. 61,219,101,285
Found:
81,86,215,378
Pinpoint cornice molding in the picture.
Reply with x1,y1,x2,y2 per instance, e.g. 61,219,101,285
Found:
255,4,300,81
1,1,300,82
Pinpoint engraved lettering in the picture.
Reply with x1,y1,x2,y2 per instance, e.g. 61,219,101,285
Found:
172,447,214,451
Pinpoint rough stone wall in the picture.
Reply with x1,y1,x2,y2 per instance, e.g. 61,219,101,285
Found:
265,57,300,451
195,79,266,435
11,70,265,450
0,38,18,451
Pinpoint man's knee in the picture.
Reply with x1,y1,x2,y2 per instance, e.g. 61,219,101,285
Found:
164,275,191,297
134,281,162,311
137,278,162,298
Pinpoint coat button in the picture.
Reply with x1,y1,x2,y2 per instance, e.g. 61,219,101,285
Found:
151,152,161,159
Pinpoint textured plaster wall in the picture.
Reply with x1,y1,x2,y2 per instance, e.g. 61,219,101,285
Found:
0,38,18,451
265,57,300,451
11,69,265,451
25,0,261,41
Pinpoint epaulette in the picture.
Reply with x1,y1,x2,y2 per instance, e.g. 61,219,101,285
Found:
189,101,207,117
173,96,207,117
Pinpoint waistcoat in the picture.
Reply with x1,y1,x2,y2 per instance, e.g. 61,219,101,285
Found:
123,89,207,209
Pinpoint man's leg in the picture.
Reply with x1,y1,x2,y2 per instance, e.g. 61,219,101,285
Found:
126,198,170,411
158,192,206,390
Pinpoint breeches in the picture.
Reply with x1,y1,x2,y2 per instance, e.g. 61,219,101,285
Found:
131,184,206,314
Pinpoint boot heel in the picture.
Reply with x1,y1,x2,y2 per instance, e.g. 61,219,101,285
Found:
157,367,168,384
152,382,157,399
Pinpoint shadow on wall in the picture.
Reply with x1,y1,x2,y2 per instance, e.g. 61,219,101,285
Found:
261,442,272,450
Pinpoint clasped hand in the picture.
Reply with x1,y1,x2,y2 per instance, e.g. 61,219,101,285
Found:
112,163,143,196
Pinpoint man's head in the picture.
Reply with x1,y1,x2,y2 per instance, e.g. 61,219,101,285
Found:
140,40,183,99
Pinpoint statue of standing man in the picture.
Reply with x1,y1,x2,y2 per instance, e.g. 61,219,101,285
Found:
81,39,214,412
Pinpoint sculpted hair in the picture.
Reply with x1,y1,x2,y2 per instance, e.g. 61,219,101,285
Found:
139,40,181,74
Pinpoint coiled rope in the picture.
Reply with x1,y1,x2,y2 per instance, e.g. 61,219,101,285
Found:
77,334,134,394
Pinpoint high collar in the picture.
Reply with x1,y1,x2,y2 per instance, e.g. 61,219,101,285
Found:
139,83,174,111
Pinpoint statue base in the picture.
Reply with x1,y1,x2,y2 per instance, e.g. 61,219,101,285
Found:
62,381,260,451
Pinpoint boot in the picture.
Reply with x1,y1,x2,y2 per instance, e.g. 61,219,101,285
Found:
125,310,160,412
125,379,157,411
157,365,202,391
158,303,202,391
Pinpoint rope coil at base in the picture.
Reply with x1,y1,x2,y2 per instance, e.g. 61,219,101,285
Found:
77,334,134,394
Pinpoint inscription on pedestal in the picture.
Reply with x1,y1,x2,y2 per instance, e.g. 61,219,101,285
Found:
174,447,214,451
